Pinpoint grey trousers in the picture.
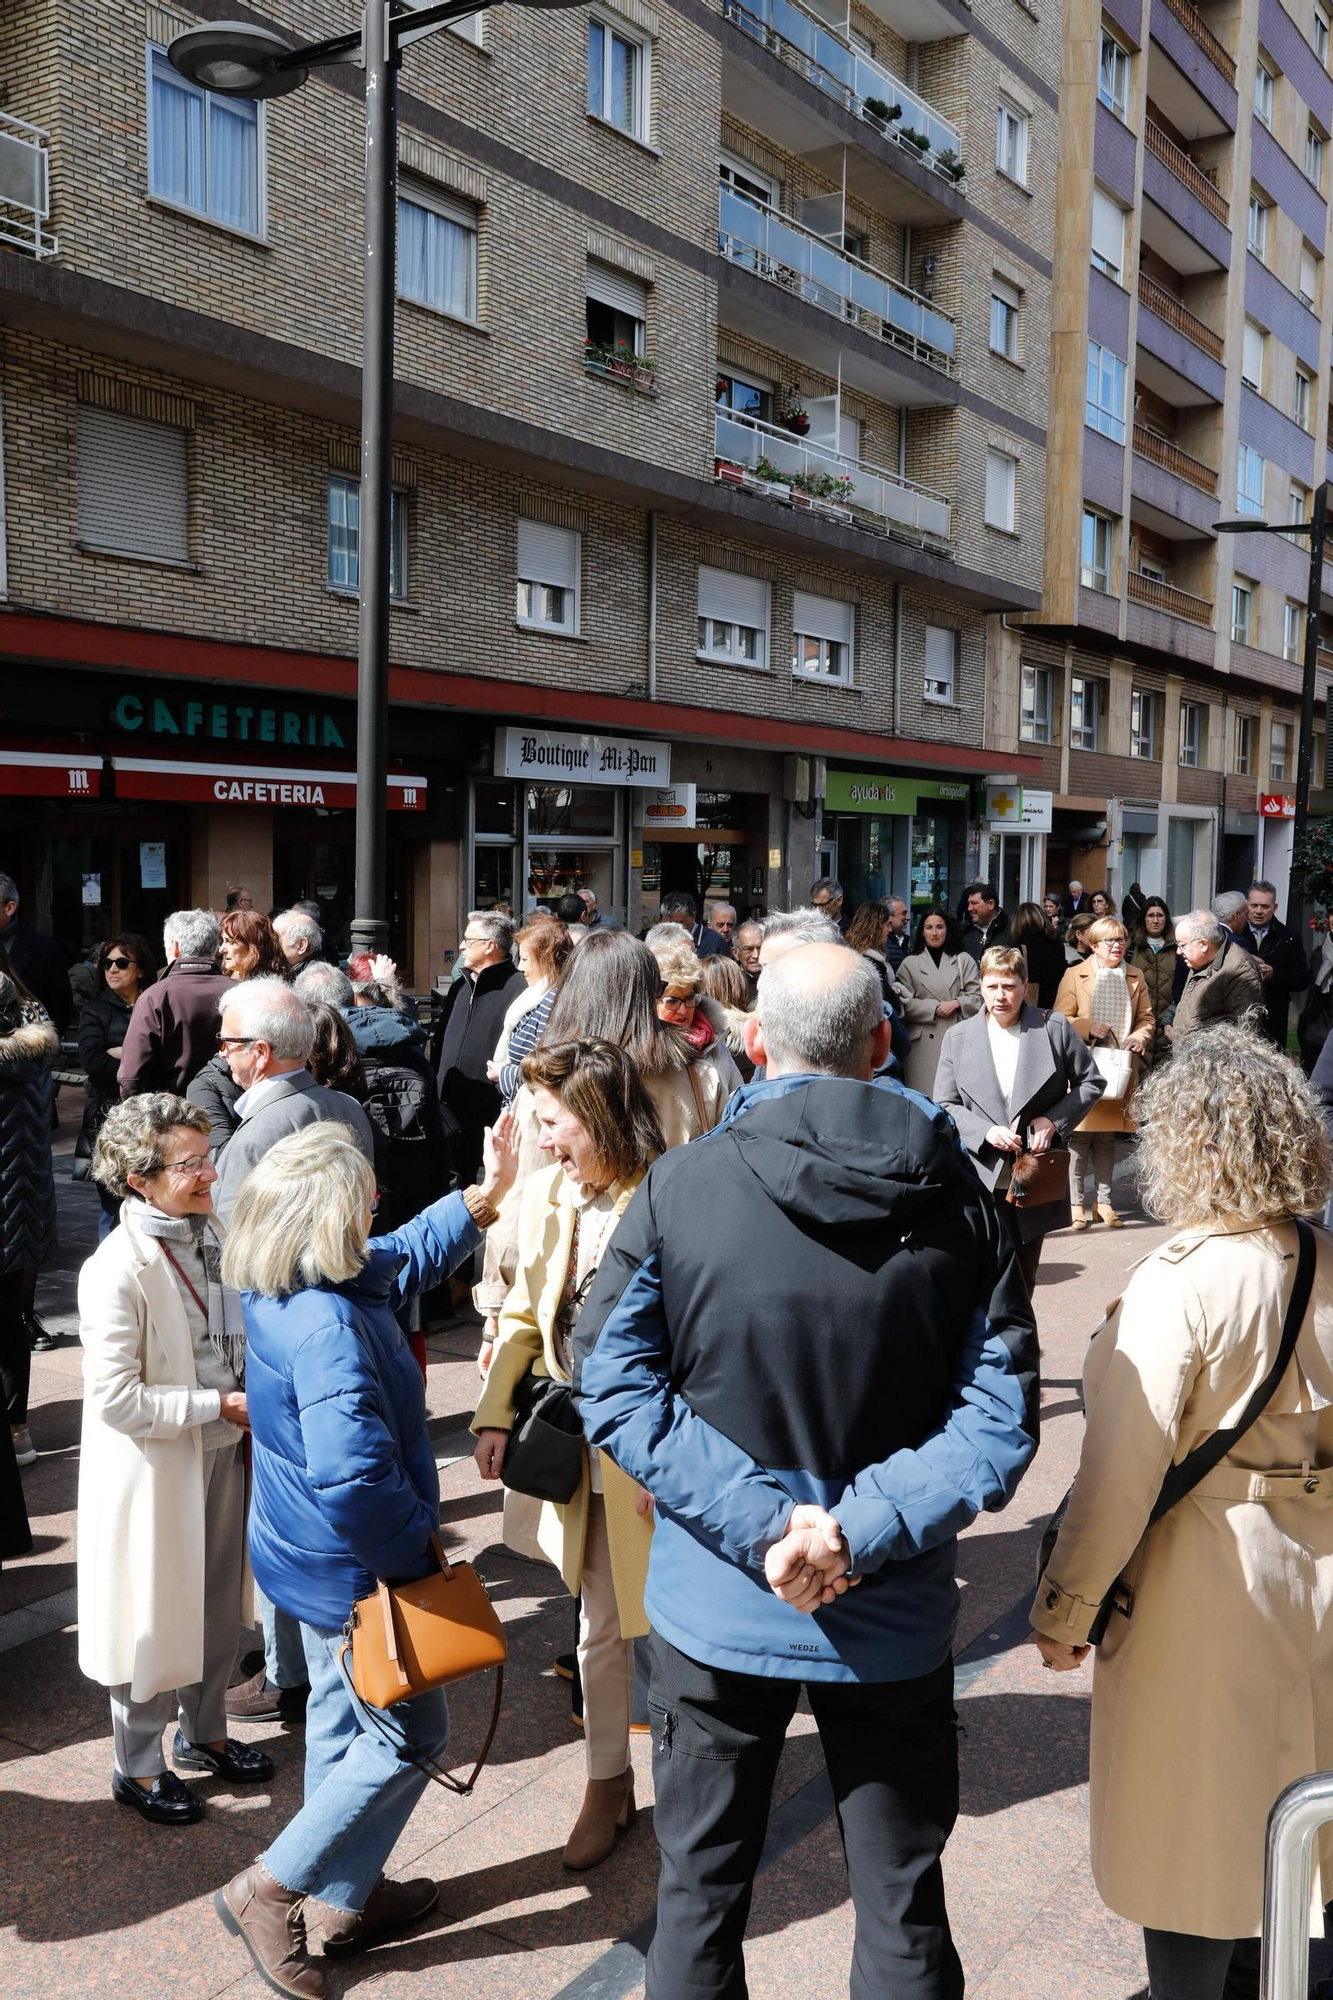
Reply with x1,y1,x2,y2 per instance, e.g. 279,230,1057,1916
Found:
109,1440,244,1779
1068,1130,1116,1209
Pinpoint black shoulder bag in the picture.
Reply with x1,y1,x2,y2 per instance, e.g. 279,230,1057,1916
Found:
1038,1217,1316,1644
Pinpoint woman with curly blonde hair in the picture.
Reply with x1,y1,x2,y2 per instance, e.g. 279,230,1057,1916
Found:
1030,1027,1333,2000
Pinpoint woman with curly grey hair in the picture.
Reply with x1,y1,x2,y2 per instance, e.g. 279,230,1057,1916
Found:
77,1093,271,1828
1030,1028,1333,1999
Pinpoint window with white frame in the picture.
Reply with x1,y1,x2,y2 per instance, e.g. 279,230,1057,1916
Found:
1237,443,1265,516
1310,127,1327,187
990,276,1021,359
1285,599,1305,661
1179,700,1203,768
718,150,777,208
697,565,769,666
792,591,854,683
588,13,650,141
984,449,1018,530
1289,482,1311,542
77,403,189,565
924,624,957,703
585,260,648,359
327,475,408,601
1248,194,1270,259
1019,662,1053,742
1234,712,1255,775
1271,719,1291,780
1231,582,1253,643
397,187,477,321
1317,4,1331,62
995,101,1029,184
1099,29,1130,117
516,518,581,633
147,44,262,235
715,365,773,424
1301,244,1320,307
1090,187,1126,282
1086,341,1126,441
1069,674,1102,750
1255,60,1275,125
1081,507,1113,591
1295,368,1314,430
1130,688,1159,760
1242,319,1266,391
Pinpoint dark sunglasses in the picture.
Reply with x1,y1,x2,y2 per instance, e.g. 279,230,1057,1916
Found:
103,956,135,971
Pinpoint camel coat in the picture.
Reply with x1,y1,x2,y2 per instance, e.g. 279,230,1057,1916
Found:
892,950,981,1099
473,1163,652,1638
1032,1218,1333,1938
76,1204,253,1701
1053,957,1154,1134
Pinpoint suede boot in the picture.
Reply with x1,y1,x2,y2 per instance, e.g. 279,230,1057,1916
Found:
312,1876,439,1957
563,1769,636,1870
215,1860,325,1998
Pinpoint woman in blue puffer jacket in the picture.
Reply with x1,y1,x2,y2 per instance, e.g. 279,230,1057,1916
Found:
214,1113,516,1999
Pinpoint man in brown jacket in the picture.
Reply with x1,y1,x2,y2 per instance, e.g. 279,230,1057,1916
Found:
1168,909,1266,1044
118,909,233,1096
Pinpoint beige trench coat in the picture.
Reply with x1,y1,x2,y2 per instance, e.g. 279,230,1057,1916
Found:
1031,1217,1333,1938
892,950,981,1099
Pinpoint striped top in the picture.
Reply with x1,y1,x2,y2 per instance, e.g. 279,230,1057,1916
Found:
500,986,557,1103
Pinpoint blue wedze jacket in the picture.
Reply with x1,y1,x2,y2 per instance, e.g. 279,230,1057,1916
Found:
243,1192,481,1631
572,1073,1039,1683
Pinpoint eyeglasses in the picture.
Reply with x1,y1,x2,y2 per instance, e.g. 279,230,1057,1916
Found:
103,956,136,972
159,1156,212,1182
659,993,695,1014
217,1034,257,1050
812,897,835,910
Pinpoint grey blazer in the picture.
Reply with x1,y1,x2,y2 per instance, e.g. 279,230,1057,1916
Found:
213,1070,375,1225
933,1004,1104,1194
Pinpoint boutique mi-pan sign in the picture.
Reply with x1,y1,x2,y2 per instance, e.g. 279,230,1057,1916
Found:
495,726,670,786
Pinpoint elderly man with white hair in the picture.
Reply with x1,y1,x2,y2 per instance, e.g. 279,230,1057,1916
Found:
118,910,232,1096
272,908,324,974
1169,909,1266,1044
292,962,355,1010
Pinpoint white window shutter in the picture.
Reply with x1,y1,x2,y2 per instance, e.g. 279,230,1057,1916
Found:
77,404,188,562
1243,321,1264,385
792,591,854,645
698,565,769,627
925,624,956,690
586,259,648,319
1301,246,1318,299
516,518,579,590
1091,189,1124,270
985,451,1015,528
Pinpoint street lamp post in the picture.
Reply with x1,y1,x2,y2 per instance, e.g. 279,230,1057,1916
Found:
1213,480,1331,937
169,0,580,957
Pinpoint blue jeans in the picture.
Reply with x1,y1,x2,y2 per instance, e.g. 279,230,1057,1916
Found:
96,1184,120,1241
262,1623,450,1915
256,1586,308,1689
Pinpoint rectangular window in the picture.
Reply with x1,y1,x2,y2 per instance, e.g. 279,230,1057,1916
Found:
1237,443,1265,516
1086,341,1126,442
516,518,581,633
697,565,769,667
147,44,262,235
924,624,957,703
715,366,773,424
1231,582,1253,644
1248,195,1270,259
1090,188,1126,282
719,150,778,208
1179,700,1203,768
77,404,189,564
1301,245,1320,308
1295,369,1314,430
1309,127,1327,187
397,188,477,321
1317,5,1331,62
588,14,649,140
1070,675,1102,751
1099,29,1130,117
327,476,407,601
996,101,1029,184
1242,319,1266,392
1289,482,1310,542
1255,61,1275,125
585,259,649,358
984,449,1018,530
1285,599,1306,662
1019,662,1053,743
1271,720,1291,781
1235,712,1255,776
1081,508,1113,592
990,276,1021,359
1130,688,1159,760
792,591,854,683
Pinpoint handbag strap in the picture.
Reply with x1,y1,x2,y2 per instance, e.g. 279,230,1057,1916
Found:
160,1242,209,1322
687,1059,709,1132
1148,1217,1315,1526
338,1643,505,1798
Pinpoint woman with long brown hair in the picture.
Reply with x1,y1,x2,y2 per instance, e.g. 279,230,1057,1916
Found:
76,933,156,1241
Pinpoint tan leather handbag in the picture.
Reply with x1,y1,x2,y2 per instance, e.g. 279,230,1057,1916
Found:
341,1533,507,1795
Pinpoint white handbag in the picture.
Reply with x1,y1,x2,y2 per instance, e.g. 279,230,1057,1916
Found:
1092,1045,1133,1100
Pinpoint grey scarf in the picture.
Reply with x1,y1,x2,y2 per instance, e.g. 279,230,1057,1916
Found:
134,1205,247,1380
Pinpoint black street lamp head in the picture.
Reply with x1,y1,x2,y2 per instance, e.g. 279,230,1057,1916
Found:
167,24,308,97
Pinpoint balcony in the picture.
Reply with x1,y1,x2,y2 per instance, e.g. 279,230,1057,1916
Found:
1137,272,1223,361
1158,0,1235,82
1132,423,1217,495
1144,120,1228,223
714,406,952,550
1127,569,1214,625
0,112,57,259
718,186,955,377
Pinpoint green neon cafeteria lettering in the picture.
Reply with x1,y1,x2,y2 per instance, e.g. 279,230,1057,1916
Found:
211,705,228,739
283,714,301,744
259,710,276,742
114,695,144,730
111,690,346,747
152,698,178,735
235,708,252,739
185,701,203,735
323,718,344,748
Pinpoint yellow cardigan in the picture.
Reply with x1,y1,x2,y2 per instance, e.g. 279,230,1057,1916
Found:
472,1162,652,1637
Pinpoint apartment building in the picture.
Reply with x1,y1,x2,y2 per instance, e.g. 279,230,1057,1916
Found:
991,0,1333,916
1,0,1054,975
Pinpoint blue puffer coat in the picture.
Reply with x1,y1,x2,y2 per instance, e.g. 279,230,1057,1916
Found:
243,1191,481,1631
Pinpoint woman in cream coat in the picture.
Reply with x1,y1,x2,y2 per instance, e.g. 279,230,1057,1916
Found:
1032,1028,1333,2000
1052,917,1154,1227
473,1038,664,1872
892,910,981,1098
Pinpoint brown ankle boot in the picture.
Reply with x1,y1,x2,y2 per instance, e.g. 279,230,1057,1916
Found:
1097,1204,1123,1228
562,1769,636,1870
216,1860,325,1997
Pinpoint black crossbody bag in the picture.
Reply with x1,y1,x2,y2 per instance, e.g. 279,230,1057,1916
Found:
1038,1217,1316,1644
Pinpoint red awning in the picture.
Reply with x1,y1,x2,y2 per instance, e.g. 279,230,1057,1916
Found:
0,744,102,799
110,757,427,811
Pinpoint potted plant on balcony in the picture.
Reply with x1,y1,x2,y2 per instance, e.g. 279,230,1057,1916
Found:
861,95,900,133
585,340,657,393
935,147,966,182
781,401,810,435
742,454,792,499
715,457,746,485
791,469,854,519
899,126,932,154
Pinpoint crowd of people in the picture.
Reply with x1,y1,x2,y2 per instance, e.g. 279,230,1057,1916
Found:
3,859,1333,1999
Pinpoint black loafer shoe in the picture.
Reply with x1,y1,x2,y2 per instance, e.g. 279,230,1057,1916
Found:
24,1311,58,1354
173,1732,275,1784
112,1769,204,1825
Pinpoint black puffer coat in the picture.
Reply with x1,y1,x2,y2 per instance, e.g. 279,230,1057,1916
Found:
186,1053,244,1152
75,989,134,1178
0,1003,58,1273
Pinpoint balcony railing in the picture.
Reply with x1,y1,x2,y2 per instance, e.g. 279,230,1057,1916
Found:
718,187,956,372
721,0,963,182
1158,0,1236,83
1137,272,1225,361
1145,120,1229,223
1132,422,1219,495
715,407,952,549
1128,569,1214,626
0,112,57,258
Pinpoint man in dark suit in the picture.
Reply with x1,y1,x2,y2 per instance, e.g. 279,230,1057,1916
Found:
1246,880,1309,1048
0,872,73,1035
883,897,911,974
660,891,729,959
434,911,523,1181
959,883,1011,964
1063,879,1094,919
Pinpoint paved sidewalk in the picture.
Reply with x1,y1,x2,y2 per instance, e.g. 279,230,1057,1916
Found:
0,1113,1298,1996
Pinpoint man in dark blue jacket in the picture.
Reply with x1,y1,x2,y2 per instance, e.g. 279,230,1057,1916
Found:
574,943,1037,2000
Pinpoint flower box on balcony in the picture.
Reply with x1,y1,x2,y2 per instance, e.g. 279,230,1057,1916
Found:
742,468,791,499
584,343,657,395
715,458,746,484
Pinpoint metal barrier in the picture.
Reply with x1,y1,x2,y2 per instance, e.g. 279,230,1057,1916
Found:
1260,1770,1333,1998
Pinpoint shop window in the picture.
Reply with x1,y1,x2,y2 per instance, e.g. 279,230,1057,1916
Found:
516,518,581,634
527,784,618,837
78,404,189,565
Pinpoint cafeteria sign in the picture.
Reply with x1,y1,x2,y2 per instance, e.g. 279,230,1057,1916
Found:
824,770,971,815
